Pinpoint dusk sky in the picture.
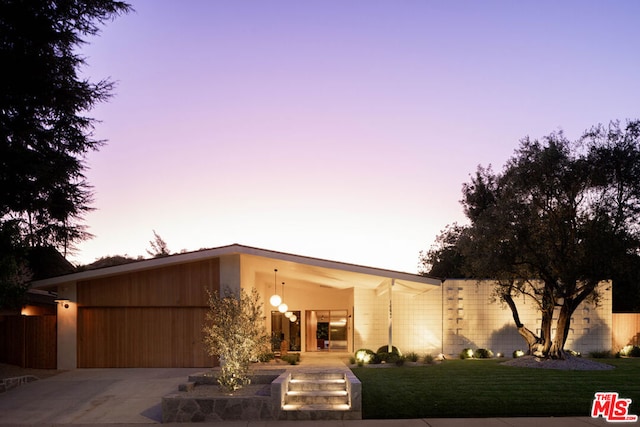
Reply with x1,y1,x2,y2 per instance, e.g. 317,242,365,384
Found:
74,0,640,273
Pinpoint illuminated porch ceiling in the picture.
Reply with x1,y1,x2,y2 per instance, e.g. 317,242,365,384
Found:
237,247,440,296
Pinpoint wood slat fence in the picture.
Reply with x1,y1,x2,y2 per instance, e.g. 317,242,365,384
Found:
612,313,640,350
0,315,56,369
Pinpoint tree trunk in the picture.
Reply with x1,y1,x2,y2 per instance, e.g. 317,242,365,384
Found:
503,280,601,360
516,325,546,356
539,288,556,356
540,310,553,356
550,304,571,359
550,282,599,359
503,290,545,356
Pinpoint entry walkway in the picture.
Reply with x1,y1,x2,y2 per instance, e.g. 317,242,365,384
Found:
0,354,614,426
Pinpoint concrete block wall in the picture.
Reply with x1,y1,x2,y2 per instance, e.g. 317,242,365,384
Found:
443,279,612,357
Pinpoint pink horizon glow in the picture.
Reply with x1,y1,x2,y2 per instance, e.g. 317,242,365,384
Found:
71,0,640,273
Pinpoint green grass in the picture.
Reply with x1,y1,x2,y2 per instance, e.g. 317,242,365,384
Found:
351,358,640,419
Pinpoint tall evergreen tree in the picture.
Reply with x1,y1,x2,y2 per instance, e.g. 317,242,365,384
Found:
0,0,131,308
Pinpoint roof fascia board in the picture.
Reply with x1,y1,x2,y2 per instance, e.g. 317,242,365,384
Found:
32,244,243,288
237,245,440,286
32,243,441,288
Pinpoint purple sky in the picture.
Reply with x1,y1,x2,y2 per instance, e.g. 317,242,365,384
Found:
74,0,640,273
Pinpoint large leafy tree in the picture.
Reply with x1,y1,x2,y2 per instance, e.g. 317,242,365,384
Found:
0,0,130,308
419,223,468,279
424,120,640,358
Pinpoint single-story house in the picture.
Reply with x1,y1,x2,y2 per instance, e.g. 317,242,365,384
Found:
30,244,612,369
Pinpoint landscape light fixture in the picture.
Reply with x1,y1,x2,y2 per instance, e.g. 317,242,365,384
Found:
269,269,281,307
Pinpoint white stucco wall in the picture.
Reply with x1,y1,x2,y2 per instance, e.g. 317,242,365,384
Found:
353,285,443,355
391,287,443,354
56,282,77,370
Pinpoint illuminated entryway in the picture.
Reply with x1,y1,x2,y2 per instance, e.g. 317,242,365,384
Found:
305,310,348,351
271,311,301,353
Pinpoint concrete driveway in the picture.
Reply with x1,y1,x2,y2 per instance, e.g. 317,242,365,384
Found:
0,368,197,425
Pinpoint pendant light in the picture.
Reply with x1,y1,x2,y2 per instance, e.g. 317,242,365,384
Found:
278,281,288,313
269,269,281,307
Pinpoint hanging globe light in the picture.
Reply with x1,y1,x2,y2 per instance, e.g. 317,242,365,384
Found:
278,281,288,313
270,294,282,307
269,269,281,307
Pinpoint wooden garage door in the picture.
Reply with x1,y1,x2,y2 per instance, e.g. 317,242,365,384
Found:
76,258,219,367
78,307,214,368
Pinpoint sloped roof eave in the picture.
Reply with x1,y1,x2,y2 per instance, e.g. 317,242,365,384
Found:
31,243,441,290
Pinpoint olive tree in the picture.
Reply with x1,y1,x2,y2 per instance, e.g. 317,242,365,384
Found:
202,287,269,393
425,120,640,359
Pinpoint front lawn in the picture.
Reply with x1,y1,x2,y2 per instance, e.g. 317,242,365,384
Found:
351,358,640,419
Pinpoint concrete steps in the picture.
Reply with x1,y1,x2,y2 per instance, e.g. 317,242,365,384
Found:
280,372,352,420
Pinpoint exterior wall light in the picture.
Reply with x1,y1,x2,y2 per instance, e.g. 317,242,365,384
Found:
55,299,70,309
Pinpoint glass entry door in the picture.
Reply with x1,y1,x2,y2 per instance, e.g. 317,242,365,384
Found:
305,310,348,351
271,311,301,353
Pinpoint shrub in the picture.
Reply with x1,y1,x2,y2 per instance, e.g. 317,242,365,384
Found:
349,356,357,365
256,351,275,362
460,348,474,359
405,351,420,362
377,352,391,362
474,348,494,359
423,354,434,364
513,349,525,358
355,348,375,364
281,354,300,365
376,345,402,356
618,345,640,357
394,355,406,366
589,350,612,359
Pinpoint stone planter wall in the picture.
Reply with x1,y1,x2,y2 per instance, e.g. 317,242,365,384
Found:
162,369,362,422
162,371,284,423
162,391,275,422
